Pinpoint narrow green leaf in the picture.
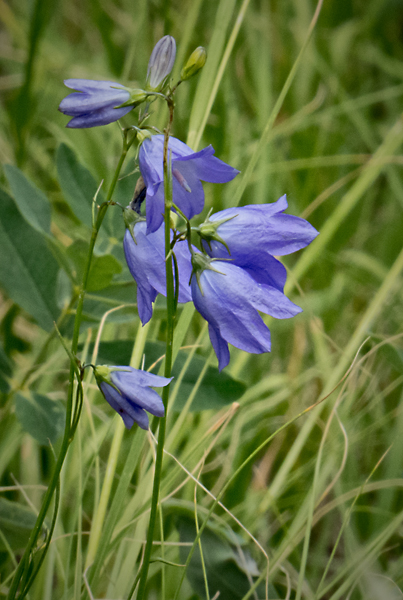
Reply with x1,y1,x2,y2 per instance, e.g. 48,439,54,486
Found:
3,164,51,234
14,391,66,446
176,514,268,600
187,0,238,149
0,343,12,394
376,340,403,374
56,143,104,227
0,189,60,331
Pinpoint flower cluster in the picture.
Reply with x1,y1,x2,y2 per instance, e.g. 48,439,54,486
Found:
190,196,318,369
60,35,318,428
59,36,175,128
124,135,318,370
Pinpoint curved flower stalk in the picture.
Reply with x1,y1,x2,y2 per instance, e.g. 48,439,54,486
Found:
138,134,239,234
123,217,193,324
58,79,140,128
198,194,319,291
94,365,171,430
191,254,302,371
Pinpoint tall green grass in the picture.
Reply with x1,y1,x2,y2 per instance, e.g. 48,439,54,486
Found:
1,0,403,598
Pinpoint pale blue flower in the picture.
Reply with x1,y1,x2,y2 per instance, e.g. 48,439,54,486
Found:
199,195,319,291
123,219,193,325
191,254,301,371
139,135,239,234
95,365,171,430
59,79,133,128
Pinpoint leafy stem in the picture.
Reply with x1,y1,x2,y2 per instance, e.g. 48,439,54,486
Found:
6,129,135,600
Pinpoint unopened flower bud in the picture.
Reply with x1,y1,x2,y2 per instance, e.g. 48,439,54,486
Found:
180,47,207,81
146,35,176,92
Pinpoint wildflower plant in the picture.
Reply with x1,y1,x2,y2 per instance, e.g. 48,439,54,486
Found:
3,26,325,600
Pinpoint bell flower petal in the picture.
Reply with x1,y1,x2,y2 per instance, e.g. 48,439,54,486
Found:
203,195,318,256
59,79,133,128
200,195,318,290
99,382,150,430
191,259,301,371
95,365,171,430
123,220,193,325
138,134,239,234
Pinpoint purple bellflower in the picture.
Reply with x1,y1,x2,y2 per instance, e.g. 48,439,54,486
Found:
198,195,319,292
138,134,239,234
95,365,171,430
59,79,139,128
123,214,193,325
191,253,302,371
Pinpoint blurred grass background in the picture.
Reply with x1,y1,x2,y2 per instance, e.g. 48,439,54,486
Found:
1,0,403,598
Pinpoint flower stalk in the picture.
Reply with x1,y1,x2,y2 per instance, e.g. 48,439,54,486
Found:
130,96,176,600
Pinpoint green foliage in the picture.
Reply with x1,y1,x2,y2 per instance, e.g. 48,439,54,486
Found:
0,344,12,394
56,143,104,228
14,391,65,445
3,164,51,235
67,240,122,291
0,498,40,552
1,0,403,598
0,189,60,331
176,511,269,600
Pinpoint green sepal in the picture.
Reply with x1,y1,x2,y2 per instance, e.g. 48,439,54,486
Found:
115,87,148,108
94,365,113,387
136,128,153,145
190,252,225,296
94,365,130,394
123,206,146,244
145,76,171,94
193,213,237,256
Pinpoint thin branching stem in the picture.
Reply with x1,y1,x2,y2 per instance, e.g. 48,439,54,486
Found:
7,130,135,600
131,96,176,600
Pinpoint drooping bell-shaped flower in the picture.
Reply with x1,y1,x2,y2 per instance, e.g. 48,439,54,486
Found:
94,365,171,430
146,35,176,92
196,195,319,291
139,134,239,234
59,79,147,128
123,208,193,325
190,253,301,371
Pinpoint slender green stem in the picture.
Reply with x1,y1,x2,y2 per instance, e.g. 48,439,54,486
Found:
130,100,176,600
7,131,133,600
